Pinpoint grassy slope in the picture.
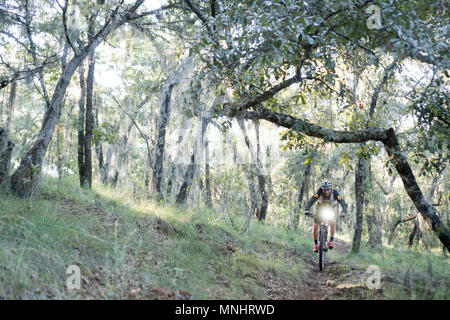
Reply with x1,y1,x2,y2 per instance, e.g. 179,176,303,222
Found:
0,176,448,300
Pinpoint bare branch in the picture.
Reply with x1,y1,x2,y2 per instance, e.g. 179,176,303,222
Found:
24,0,51,107
369,59,398,117
110,95,154,165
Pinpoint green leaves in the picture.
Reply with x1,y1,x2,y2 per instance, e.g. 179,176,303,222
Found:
93,122,119,146
280,129,308,150
357,143,380,160
338,154,352,171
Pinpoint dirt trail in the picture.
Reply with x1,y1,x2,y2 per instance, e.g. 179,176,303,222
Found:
302,239,369,300
265,238,380,300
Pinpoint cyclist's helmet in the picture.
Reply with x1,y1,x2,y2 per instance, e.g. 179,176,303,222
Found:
320,180,332,190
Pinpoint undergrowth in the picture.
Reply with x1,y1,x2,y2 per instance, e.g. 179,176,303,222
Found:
0,175,447,299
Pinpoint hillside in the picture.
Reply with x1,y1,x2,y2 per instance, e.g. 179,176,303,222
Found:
0,177,448,300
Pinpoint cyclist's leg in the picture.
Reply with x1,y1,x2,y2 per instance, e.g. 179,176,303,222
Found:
313,215,320,241
329,210,337,237
328,215,337,248
313,223,319,252
330,221,336,238
313,223,319,240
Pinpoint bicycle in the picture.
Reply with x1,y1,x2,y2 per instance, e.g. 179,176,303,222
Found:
306,206,345,271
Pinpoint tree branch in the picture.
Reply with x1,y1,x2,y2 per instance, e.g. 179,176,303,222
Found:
369,59,398,117
24,0,51,107
111,95,154,165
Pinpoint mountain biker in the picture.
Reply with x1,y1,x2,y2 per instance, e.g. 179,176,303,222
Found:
304,180,348,252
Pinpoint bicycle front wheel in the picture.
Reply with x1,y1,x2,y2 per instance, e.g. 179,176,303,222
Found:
319,227,327,271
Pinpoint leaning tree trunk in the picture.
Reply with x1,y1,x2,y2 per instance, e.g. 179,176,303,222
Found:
176,152,196,205
383,129,450,250
10,52,88,197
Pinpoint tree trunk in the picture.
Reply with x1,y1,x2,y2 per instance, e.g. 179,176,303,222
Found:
168,116,190,199
243,167,257,233
0,128,14,191
10,51,87,196
253,120,269,221
56,124,63,180
204,140,212,207
352,147,366,253
383,129,450,251
296,158,313,229
77,62,86,187
245,164,259,218
83,46,95,188
176,152,195,205
5,81,17,135
238,119,269,221
94,95,106,183
176,113,207,206
0,87,6,122
201,109,213,207
152,83,176,200
232,140,259,233
0,84,16,190
367,210,383,249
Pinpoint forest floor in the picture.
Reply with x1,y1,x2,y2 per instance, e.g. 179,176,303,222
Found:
0,176,448,300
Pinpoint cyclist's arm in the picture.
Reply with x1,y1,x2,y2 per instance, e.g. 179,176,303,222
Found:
305,190,320,212
334,190,348,213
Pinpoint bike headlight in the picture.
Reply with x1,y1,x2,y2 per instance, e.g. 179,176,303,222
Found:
320,207,334,220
